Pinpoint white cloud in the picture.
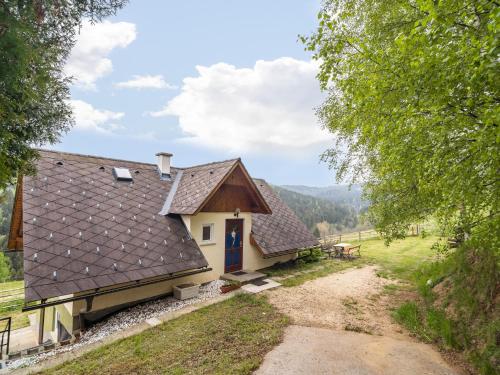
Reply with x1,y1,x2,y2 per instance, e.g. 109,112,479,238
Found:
65,20,136,90
115,75,177,90
150,57,329,153
70,100,124,133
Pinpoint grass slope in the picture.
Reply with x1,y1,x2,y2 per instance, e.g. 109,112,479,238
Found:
0,280,30,330
393,243,499,375
40,294,289,375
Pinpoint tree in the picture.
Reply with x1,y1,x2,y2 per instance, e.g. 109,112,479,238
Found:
303,0,499,242
0,0,127,190
313,226,320,238
0,252,10,282
0,187,23,279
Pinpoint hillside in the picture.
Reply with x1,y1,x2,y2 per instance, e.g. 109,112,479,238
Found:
271,185,358,232
281,184,366,211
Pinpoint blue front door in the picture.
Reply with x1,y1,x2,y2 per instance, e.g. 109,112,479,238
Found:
225,219,243,273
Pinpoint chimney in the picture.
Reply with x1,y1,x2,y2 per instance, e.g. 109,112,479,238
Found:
156,152,173,177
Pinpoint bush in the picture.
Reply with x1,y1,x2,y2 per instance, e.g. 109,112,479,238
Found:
297,248,323,264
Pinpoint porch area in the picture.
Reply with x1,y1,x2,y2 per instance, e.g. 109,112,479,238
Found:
220,270,266,284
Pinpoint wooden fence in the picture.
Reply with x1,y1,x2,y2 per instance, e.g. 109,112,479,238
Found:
319,229,378,244
318,224,430,244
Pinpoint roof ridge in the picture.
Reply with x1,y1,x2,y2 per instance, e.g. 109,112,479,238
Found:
180,157,241,170
34,148,158,167
252,178,268,183
34,149,241,170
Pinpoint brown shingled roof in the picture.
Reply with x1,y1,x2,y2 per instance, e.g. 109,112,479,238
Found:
14,150,319,302
251,179,319,257
20,150,208,302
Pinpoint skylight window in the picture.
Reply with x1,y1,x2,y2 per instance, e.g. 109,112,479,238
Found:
112,167,133,181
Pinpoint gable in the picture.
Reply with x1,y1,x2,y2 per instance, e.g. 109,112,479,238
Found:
169,159,271,215
168,159,238,215
200,164,270,213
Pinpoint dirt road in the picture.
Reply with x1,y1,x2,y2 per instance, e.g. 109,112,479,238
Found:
255,266,461,375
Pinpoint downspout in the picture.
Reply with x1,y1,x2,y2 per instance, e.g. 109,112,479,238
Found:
38,299,46,345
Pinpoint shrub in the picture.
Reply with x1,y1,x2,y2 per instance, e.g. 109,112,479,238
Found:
297,247,323,264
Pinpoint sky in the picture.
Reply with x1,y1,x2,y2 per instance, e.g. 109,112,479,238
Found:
53,0,337,186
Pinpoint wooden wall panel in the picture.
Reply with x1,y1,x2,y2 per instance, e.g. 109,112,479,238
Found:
201,165,267,213
8,177,23,251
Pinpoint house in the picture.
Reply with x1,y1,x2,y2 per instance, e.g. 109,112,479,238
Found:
7,150,318,343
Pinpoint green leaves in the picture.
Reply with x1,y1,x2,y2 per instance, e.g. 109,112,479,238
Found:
305,0,499,242
0,1,127,191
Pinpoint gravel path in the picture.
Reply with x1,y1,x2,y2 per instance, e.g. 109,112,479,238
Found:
8,280,224,370
255,325,459,375
266,265,402,336
258,265,462,375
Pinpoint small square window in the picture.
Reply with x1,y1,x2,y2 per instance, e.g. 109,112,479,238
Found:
202,224,214,242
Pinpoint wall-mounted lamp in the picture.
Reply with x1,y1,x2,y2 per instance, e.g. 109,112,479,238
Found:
234,208,241,217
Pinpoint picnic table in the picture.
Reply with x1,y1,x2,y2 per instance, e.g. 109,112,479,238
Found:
320,241,336,259
333,243,361,260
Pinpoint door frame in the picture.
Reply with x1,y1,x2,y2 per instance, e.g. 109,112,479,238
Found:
224,218,244,273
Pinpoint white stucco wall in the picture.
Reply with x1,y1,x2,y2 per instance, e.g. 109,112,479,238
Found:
190,212,295,275
36,296,75,342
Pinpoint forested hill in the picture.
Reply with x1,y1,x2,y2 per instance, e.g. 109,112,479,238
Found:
272,185,358,231
281,184,366,211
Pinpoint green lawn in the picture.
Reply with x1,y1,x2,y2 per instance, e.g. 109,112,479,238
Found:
0,280,23,291
39,294,289,375
358,235,440,281
263,235,439,287
0,280,30,330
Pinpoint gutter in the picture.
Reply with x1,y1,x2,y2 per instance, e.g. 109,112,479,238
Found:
261,249,302,259
22,267,212,312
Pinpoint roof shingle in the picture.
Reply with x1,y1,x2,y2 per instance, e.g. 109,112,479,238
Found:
22,150,208,302
251,179,319,257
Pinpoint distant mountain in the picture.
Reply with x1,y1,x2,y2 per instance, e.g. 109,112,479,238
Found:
271,185,358,232
281,184,367,212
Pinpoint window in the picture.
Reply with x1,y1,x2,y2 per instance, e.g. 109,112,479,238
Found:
112,167,133,181
202,224,214,243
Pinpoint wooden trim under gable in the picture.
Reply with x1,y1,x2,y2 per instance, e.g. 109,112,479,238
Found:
236,161,272,214
195,160,272,215
7,176,23,251
194,161,238,215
